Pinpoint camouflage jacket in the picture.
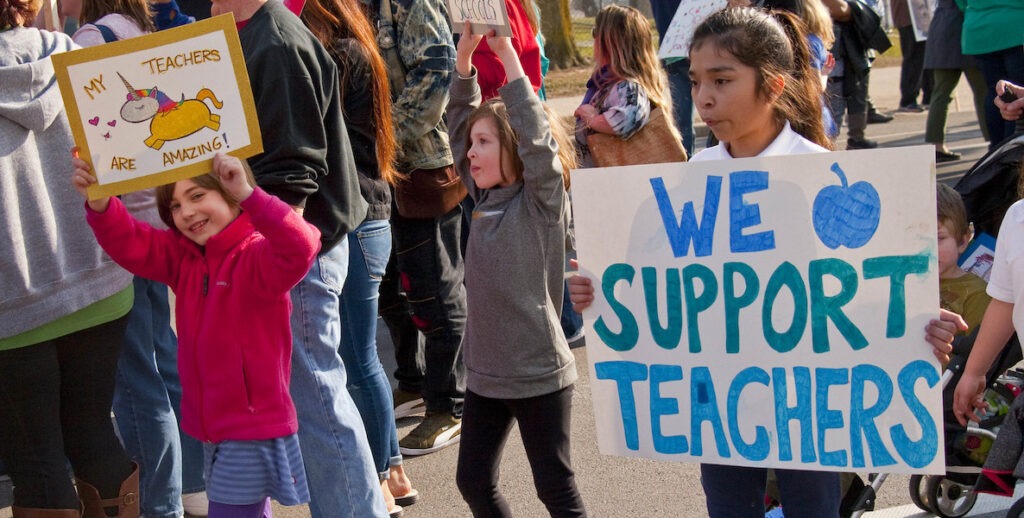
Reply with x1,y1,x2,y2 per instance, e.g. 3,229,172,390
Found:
372,0,455,172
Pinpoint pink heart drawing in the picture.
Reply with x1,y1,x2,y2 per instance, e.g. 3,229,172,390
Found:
107,120,116,127
88,117,100,126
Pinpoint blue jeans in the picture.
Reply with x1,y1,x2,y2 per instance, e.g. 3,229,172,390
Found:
339,220,401,479
700,464,839,518
289,239,387,518
114,277,205,518
975,47,1024,151
664,58,695,156
379,204,467,416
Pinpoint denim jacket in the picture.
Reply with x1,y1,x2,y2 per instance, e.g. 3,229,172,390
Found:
371,0,455,172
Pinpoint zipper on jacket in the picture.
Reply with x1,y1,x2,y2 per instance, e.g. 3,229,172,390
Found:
202,273,209,295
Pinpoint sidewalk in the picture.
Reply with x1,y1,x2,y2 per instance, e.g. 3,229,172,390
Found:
546,65,975,141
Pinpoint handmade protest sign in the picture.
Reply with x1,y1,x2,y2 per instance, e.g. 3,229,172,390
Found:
657,0,726,60
53,14,262,200
448,0,511,37
571,146,944,474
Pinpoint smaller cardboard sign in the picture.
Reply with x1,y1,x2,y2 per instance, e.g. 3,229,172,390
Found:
657,0,727,60
448,0,512,38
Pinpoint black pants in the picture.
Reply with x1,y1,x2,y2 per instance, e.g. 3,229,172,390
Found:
897,25,933,107
456,386,586,518
0,316,132,509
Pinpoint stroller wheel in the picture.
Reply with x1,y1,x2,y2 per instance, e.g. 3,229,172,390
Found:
908,474,933,513
924,475,978,518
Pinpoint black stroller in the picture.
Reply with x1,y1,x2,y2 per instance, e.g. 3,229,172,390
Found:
844,134,1024,518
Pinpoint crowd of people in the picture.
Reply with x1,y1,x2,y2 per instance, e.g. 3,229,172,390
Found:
0,0,1022,517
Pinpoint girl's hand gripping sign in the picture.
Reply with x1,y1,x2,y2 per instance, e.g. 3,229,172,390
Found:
52,14,262,200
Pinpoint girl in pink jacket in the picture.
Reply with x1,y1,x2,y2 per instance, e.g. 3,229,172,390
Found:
73,152,320,518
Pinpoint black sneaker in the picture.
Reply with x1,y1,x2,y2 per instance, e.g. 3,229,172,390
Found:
868,110,894,124
846,138,878,150
936,149,961,163
897,103,925,113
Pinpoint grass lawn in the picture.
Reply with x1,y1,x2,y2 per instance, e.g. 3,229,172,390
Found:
543,16,903,99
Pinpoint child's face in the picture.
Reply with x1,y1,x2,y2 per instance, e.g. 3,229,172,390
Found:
689,43,779,158
937,221,968,279
169,178,240,246
468,116,515,190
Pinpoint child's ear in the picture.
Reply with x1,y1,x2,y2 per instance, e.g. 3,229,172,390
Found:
769,74,785,101
959,223,974,253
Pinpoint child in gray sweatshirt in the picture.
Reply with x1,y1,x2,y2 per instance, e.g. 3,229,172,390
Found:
447,22,587,518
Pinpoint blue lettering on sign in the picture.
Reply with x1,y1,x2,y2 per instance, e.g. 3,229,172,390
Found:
651,176,722,258
891,360,940,468
594,264,639,351
683,264,717,353
762,262,808,353
816,368,849,466
809,259,868,352
724,262,759,354
850,364,897,468
728,367,771,461
592,362,939,468
864,255,929,338
651,172,777,258
773,366,815,462
651,364,687,454
643,267,683,350
729,171,775,253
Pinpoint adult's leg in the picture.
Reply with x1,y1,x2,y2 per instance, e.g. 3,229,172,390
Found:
964,66,990,141
775,469,841,518
925,69,960,145
339,219,399,479
664,58,695,156
113,277,185,518
379,239,425,397
513,386,586,518
975,47,1024,150
897,25,925,107
58,316,134,499
700,464,768,518
0,343,79,509
455,390,515,517
289,240,386,518
391,203,467,418
148,281,207,500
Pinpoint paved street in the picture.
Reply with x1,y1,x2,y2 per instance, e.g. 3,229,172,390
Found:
2,67,1014,518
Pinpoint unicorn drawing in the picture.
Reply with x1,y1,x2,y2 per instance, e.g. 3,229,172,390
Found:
118,72,223,150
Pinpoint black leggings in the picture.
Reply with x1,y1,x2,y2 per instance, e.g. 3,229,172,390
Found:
0,316,133,508
456,386,586,518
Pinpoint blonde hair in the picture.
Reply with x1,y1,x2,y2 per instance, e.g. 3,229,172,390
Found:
592,5,672,114
936,183,970,242
801,0,834,48
464,99,578,190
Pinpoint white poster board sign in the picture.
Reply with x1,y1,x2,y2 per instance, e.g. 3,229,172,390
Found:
572,147,945,474
448,0,511,37
908,0,934,42
53,14,262,199
657,0,727,60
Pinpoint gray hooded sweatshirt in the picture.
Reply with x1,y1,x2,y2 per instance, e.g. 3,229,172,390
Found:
448,73,577,399
0,27,132,341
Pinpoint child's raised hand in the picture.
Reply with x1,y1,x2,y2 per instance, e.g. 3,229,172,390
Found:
212,152,253,202
456,20,484,77
70,147,110,213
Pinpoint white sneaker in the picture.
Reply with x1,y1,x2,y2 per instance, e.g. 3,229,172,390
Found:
182,491,209,517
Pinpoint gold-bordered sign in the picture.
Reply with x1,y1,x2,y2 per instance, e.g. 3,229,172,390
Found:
53,14,262,200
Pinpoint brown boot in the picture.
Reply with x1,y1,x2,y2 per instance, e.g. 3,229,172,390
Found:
11,507,81,517
76,462,139,518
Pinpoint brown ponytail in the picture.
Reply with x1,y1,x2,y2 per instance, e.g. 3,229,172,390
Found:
691,7,831,150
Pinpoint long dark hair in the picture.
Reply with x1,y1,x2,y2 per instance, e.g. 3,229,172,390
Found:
691,7,830,149
301,0,398,185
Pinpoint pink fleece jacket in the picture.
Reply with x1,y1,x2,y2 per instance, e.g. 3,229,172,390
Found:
87,187,320,443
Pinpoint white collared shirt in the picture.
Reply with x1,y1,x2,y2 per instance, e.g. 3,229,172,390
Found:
690,121,829,162
988,200,1024,337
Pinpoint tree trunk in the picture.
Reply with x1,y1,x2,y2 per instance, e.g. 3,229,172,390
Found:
541,0,586,70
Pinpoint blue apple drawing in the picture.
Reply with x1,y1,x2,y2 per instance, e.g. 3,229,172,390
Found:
812,162,881,249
